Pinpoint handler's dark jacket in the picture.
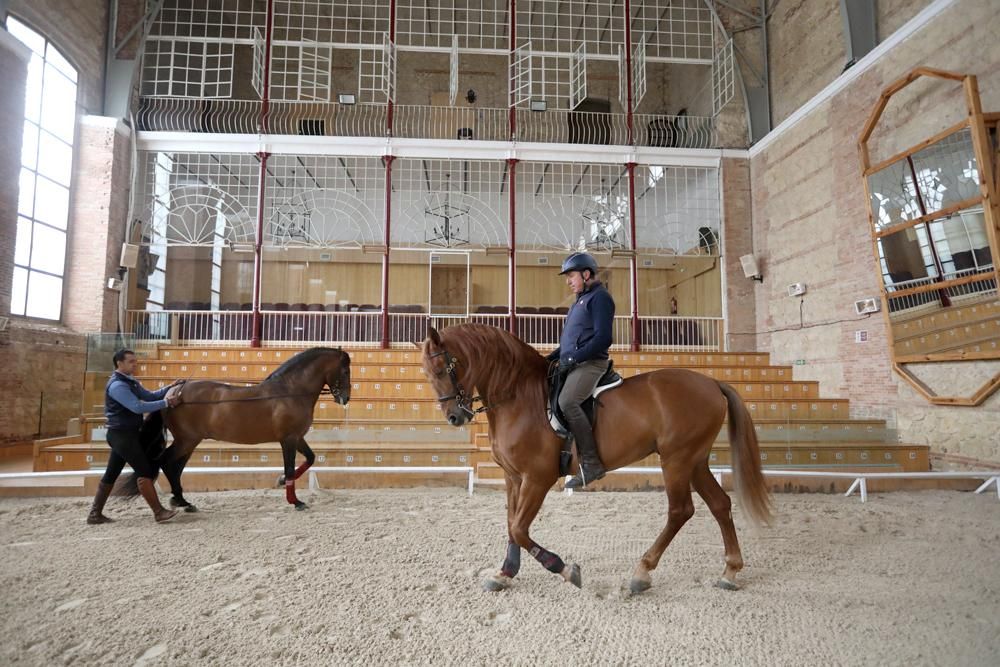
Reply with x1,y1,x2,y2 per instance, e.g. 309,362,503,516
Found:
104,371,170,430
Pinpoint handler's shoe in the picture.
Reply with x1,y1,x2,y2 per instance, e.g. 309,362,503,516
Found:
137,477,177,523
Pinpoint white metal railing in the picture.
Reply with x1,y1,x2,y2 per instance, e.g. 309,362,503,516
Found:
515,108,629,145
887,265,996,315
638,316,723,351
391,105,509,142
124,309,724,351
0,466,476,497
565,467,1000,503
134,99,721,149
633,113,718,149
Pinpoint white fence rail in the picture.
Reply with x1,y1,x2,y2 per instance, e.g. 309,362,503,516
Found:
0,466,476,497
575,467,1000,503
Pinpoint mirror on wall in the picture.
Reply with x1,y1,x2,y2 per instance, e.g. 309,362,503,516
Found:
859,68,1000,405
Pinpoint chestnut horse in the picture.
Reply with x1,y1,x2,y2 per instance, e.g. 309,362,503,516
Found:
421,324,770,593
119,347,351,511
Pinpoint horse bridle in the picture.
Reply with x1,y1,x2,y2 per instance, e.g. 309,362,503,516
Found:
427,345,486,420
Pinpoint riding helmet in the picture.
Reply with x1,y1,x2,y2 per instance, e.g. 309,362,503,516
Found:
559,251,599,276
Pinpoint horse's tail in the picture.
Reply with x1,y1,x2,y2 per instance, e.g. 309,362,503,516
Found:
719,382,772,526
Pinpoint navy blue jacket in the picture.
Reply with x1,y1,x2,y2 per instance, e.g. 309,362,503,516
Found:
552,281,615,364
104,371,170,431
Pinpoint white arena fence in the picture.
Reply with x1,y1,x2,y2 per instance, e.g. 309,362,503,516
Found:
563,467,1000,503
3,467,997,504
0,466,477,497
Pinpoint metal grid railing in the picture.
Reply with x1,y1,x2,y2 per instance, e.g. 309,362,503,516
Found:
123,309,724,352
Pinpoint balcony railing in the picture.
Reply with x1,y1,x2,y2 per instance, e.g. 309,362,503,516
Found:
123,309,723,352
134,98,719,149
886,265,996,316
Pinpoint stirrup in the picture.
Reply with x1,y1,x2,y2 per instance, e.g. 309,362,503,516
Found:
565,464,606,489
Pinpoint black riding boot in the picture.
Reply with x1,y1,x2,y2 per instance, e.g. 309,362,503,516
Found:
564,422,606,489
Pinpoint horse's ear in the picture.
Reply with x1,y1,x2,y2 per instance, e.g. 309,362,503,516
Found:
427,327,441,346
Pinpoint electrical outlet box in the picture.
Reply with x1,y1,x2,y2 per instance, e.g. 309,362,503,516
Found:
787,282,807,297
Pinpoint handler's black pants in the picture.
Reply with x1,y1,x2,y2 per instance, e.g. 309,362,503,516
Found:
101,427,158,484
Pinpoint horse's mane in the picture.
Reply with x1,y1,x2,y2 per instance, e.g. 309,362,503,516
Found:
263,347,345,383
437,324,549,411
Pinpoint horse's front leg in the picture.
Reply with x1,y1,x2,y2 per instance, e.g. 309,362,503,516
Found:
512,479,582,588
483,472,523,592
280,437,307,510
162,442,199,512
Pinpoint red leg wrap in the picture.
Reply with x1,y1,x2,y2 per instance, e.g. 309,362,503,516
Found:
285,480,298,505
292,461,311,481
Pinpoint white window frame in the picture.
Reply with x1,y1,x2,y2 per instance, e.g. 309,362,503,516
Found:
8,17,79,321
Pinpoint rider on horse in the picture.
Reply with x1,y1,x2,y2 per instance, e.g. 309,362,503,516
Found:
548,251,615,489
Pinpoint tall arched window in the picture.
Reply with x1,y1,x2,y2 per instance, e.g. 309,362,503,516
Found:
7,17,78,321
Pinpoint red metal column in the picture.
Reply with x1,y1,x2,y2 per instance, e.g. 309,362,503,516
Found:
507,158,519,333
626,162,639,351
250,152,270,347
381,155,395,349
508,0,517,140
250,0,275,347
623,0,634,145
387,0,397,136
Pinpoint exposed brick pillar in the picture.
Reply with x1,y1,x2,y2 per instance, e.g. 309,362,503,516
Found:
721,157,758,352
63,116,132,333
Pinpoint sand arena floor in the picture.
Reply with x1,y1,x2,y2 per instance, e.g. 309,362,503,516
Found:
1,486,998,666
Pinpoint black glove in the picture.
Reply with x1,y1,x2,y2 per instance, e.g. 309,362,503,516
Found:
558,357,576,373
546,349,560,362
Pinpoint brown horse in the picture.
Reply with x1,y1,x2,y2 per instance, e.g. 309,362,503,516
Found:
421,324,770,593
154,347,351,511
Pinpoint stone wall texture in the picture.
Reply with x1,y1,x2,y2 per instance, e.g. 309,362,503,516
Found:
750,0,1000,461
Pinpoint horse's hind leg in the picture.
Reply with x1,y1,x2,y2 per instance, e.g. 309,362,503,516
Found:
280,437,307,510
509,480,582,588
629,462,695,595
483,472,523,592
692,462,744,590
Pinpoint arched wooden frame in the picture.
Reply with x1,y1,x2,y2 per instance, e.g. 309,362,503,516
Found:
859,67,1000,406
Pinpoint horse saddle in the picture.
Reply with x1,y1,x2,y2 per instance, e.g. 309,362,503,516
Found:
547,362,623,475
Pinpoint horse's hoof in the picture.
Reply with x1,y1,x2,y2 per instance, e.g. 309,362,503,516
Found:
276,475,286,487
563,563,582,588
629,577,652,595
294,501,308,511
170,498,196,512
482,575,511,592
715,578,739,591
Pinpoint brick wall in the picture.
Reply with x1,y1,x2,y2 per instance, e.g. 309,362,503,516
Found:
721,157,757,352
767,0,932,126
0,29,86,446
64,117,132,333
750,0,1000,461
8,0,107,114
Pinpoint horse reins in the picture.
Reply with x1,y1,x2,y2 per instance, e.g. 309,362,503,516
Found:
427,345,493,419
171,380,346,406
